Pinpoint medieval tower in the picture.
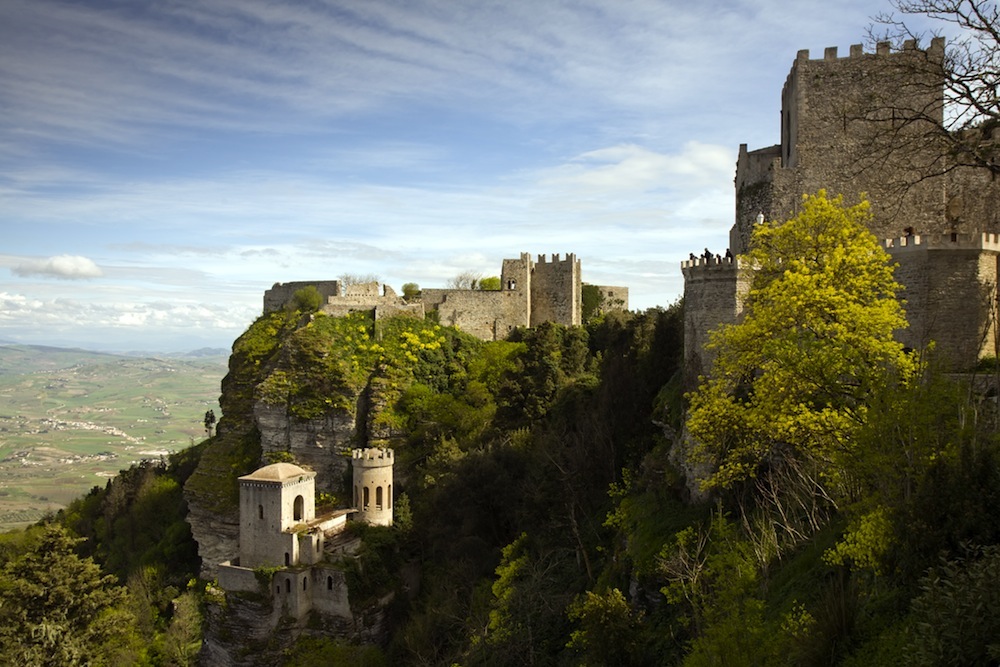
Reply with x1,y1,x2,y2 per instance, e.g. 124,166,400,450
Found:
352,448,394,527
685,38,1000,379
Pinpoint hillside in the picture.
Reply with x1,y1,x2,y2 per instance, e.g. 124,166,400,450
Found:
0,345,227,528
4,291,1000,664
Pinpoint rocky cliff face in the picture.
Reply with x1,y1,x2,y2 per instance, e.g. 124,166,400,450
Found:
200,585,391,666
254,402,357,495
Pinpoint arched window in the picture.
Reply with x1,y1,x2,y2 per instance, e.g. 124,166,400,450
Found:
284,552,290,566
376,486,383,510
293,495,304,521
284,579,290,593
303,577,307,591
363,486,369,510
258,504,264,520
388,484,392,509
327,576,333,591
276,586,280,595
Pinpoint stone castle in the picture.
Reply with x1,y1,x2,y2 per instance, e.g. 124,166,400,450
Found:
263,252,628,341
684,38,1000,385
206,449,394,661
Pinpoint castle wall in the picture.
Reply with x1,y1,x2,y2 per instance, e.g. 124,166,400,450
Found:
733,144,780,254
530,253,581,327
264,281,342,314
889,233,1000,368
681,256,751,389
421,289,519,340
592,285,629,313
694,39,1000,375
263,251,593,342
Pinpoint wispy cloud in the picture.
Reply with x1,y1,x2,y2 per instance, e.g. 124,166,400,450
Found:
0,0,951,350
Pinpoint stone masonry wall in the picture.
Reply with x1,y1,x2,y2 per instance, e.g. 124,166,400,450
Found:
530,253,581,327
421,288,520,340
734,40,949,249
264,281,343,314
681,256,751,390
889,233,1000,368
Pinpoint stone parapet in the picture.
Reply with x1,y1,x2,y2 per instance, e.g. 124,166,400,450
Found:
885,232,1000,254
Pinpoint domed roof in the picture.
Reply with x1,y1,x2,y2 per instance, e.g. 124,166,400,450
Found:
239,462,313,482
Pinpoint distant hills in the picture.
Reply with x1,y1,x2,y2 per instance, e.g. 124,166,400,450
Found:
0,344,229,376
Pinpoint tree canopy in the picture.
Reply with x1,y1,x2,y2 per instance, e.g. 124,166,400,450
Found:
686,191,916,491
0,524,137,665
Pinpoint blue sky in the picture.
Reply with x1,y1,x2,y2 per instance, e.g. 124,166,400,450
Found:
0,0,945,352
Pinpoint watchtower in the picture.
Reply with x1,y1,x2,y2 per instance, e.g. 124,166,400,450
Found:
530,253,581,327
681,255,751,390
237,462,316,568
352,448,394,526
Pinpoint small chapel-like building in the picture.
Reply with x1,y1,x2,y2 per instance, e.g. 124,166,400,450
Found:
216,449,394,620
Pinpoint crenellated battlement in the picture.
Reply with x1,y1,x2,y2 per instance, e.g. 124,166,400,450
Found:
795,36,944,63
352,447,393,465
535,252,577,265
885,232,1000,254
681,255,741,271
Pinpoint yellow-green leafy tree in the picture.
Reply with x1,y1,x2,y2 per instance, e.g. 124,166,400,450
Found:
686,191,916,500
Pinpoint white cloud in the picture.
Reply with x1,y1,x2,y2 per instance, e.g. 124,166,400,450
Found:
538,142,733,195
12,255,103,280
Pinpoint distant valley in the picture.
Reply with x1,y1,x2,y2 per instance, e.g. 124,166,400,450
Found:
0,344,228,529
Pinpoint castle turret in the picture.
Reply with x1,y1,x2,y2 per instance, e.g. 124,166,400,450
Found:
681,254,751,390
352,448,394,526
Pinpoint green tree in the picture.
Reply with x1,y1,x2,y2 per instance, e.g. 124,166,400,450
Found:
401,282,420,302
687,192,916,495
476,276,501,290
291,285,323,312
0,524,138,665
203,409,216,437
905,545,1000,665
582,284,603,322
567,588,646,666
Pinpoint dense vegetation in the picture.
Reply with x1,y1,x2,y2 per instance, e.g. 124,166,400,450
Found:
4,194,1000,664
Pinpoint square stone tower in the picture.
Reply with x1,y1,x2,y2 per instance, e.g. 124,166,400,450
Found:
733,39,948,254
238,462,316,568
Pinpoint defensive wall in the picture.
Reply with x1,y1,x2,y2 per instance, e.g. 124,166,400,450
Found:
887,233,1000,367
264,252,625,341
685,39,1000,383
264,280,425,320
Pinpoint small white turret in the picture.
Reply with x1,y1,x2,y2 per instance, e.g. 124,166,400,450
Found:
352,448,394,526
